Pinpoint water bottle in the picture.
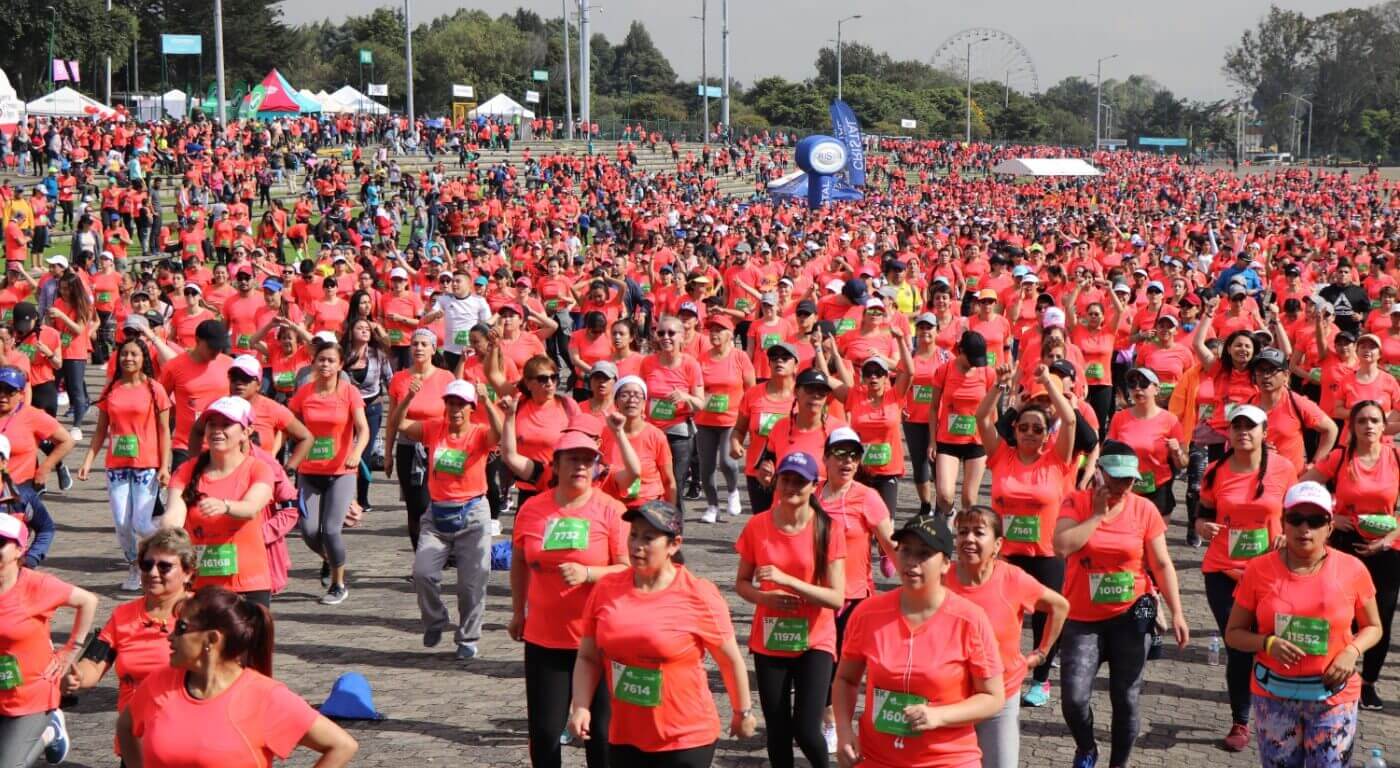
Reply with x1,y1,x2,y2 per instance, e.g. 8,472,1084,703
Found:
1208,636,1222,666
1365,748,1388,768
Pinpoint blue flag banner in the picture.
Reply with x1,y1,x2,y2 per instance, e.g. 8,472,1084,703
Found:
829,100,866,187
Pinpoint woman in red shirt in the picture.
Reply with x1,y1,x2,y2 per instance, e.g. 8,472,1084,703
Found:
64,528,194,759
1053,442,1190,768
946,505,1069,768
510,430,629,768
904,313,953,517
735,451,846,768
116,586,358,767
289,339,368,607
929,330,996,516
832,514,1004,768
512,354,582,508
50,272,96,428
694,315,754,523
1225,481,1381,766
640,316,705,516
385,329,455,549
78,337,173,591
567,500,758,763
1302,400,1400,710
1066,284,1126,435
0,511,98,767
830,325,914,518
596,377,672,508
1108,367,1187,517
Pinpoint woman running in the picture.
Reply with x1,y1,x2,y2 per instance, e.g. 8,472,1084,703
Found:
761,368,848,489
929,331,996,516
1066,281,1126,436
640,316,705,515
904,313,951,517
0,365,74,568
386,329,455,549
511,354,581,510
599,377,673,508
830,329,913,519
1108,367,1187,518
50,272,95,429
694,315,754,523
731,342,799,516
342,317,392,511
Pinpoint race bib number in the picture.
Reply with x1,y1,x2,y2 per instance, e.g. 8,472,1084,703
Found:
1359,514,1398,538
1228,527,1269,560
545,299,560,313
197,543,239,577
987,350,998,367
17,344,34,359
388,329,405,345
611,662,662,707
1157,382,1176,399
862,442,892,467
1133,473,1157,495
1005,515,1040,543
434,447,467,476
947,413,976,437
309,436,335,461
704,394,730,413
762,616,809,652
97,291,113,304
649,399,677,421
543,517,591,551
453,330,470,346
1276,614,1330,656
273,371,295,392
236,333,252,349
872,688,927,736
736,298,752,312
912,385,934,404
60,333,72,347
835,318,857,336
1388,365,1400,380
1198,403,1216,422
1089,571,1135,604
757,413,782,437
761,333,781,349
0,655,21,690
1086,362,1105,381
112,434,139,458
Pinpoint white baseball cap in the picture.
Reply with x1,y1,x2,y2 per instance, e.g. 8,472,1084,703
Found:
1226,404,1268,427
1041,307,1067,328
390,267,409,280
45,255,69,269
230,354,261,378
1283,481,1333,514
205,396,252,427
443,379,477,404
826,426,862,448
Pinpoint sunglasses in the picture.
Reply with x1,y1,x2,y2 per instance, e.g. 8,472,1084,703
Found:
1284,513,1330,529
655,330,678,337
861,368,887,379
1127,379,1154,390
139,558,177,575
828,448,862,461
172,618,199,635
532,374,559,385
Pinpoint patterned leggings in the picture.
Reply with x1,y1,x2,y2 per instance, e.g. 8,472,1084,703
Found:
1252,694,1357,768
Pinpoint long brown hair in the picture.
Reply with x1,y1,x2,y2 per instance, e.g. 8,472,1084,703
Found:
181,586,274,676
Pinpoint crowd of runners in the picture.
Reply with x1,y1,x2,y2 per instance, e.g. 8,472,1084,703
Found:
0,110,1399,768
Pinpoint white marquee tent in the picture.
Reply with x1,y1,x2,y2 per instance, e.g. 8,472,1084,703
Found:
468,93,534,120
0,68,23,133
991,158,1102,177
329,86,388,115
313,90,353,114
25,87,116,119
160,89,187,118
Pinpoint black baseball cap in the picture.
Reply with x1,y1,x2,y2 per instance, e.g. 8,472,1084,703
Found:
1251,347,1287,370
795,368,831,392
796,300,818,316
959,330,989,367
1049,359,1077,381
622,500,683,536
892,515,955,558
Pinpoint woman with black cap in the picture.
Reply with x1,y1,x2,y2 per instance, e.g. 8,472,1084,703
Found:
731,342,799,515
928,330,996,517
568,499,757,766
832,514,1005,768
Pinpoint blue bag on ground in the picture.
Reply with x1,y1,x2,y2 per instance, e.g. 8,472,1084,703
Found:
491,540,512,571
320,672,384,720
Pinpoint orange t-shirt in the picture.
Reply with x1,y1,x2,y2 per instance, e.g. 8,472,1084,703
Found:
944,561,1044,698
818,481,889,599
1235,549,1375,706
694,348,753,429
421,419,492,502
764,415,849,484
15,327,61,386
288,380,365,476
735,384,795,477
1252,392,1331,476
127,666,320,768
1199,451,1297,573
1107,408,1184,490
158,354,234,452
841,589,1003,768
640,354,703,430
53,298,92,361
1313,446,1400,547
845,386,905,478
1059,490,1165,622
0,569,73,716
513,394,580,491
247,396,294,454
95,597,179,717
95,379,171,469
582,567,734,752
734,510,847,658
0,405,61,485
171,454,276,594
931,362,996,445
988,443,1075,558
905,351,949,425
599,423,671,506
513,489,628,649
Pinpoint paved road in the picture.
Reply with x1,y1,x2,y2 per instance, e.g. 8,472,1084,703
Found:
42,380,1400,767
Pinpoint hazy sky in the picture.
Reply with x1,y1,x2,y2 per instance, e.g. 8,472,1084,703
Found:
280,0,1358,102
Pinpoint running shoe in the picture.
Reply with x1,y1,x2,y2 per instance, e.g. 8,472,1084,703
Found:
1072,750,1097,768
489,518,502,537
700,506,719,524
684,483,702,501
455,643,478,661
1361,683,1384,711
823,722,838,754
56,465,73,492
44,710,69,764
1021,681,1051,708
1222,723,1250,751
120,564,141,593
320,561,331,587
319,584,348,605
727,490,743,518
423,628,442,648
69,428,82,442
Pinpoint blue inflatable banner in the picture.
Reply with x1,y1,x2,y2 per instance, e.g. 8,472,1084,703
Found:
829,100,866,187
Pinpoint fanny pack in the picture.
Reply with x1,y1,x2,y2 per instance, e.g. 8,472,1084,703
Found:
1253,663,1345,702
430,501,472,534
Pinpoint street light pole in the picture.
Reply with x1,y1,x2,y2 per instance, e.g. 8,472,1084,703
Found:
214,0,227,124
835,15,861,102
721,0,729,138
579,0,590,138
1095,53,1118,151
105,0,112,105
404,0,415,131
562,0,573,139
701,0,708,144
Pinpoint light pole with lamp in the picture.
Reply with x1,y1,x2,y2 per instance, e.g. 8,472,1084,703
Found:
835,14,861,101
1095,53,1118,151
691,1,708,145
1283,91,1312,163
214,0,227,124
965,35,989,143
404,0,414,133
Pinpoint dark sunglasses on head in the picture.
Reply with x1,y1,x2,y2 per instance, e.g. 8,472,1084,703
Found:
173,618,197,635
139,558,177,575
1284,513,1330,529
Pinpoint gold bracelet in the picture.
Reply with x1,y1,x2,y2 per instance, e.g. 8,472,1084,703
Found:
1264,635,1276,654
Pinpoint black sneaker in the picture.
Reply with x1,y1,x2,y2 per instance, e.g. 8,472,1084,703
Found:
683,484,702,501
1186,531,1202,548
423,627,443,648
1361,683,1384,711
319,561,331,587
319,584,348,605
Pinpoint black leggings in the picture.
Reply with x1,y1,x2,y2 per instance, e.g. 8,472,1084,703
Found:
902,422,933,485
753,650,832,768
395,443,429,550
524,642,609,768
745,475,773,517
827,598,865,705
1086,384,1114,440
1203,571,1252,725
857,472,900,521
608,742,716,768
1332,531,1400,684
1006,554,1064,683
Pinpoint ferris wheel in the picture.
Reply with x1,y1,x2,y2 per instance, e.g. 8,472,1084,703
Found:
930,28,1041,98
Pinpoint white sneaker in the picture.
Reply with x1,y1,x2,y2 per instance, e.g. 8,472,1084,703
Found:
69,428,82,442
489,519,503,537
823,721,838,754
120,564,141,593
700,506,719,524
727,490,742,517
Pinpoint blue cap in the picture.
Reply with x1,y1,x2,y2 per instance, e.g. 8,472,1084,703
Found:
473,275,488,286
1012,265,1031,278
261,278,283,292
776,451,819,483
0,366,26,391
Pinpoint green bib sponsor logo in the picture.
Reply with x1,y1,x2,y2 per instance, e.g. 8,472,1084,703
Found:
704,394,730,413
112,434,139,458
0,654,21,690
1133,472,1157,495
611,662,662,707
543,517,591,551
197,543,238,577
388,329,405,344
1199,403,1216,422
1309,368,1321,383
987,350,998,366
1276,614,1330,656
862,442,892,467
1387,365,1400,379
649,399,677,420
872,688,927,736
761,333,781,349
736,298,752,311
912,385,934,404
97,291,113,303
18,343,34,359
762,616,809,652
1005,515,1040,543
1359,515,1398,538
1086,362,1105,381
309,436,335,461
235,333,252,349
757,413,782,437
273,371,295,392
453,329,470,346
60,333,72,347
545,299,560,313
624,476,641,500
434,447,467,476
947,413,976,436
835,318,856,336
1228,527,1269,559
1157,382,1176,399
1089,571,1135,604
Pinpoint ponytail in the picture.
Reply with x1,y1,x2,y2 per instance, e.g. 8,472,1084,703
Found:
809,495,833,587
182,450,214,508
238,598,275,677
